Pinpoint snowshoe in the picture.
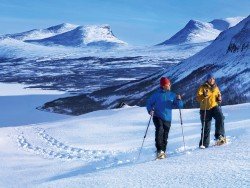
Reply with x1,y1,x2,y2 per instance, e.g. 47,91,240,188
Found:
156,151,166,160
214,135,227,146
199,145,206,149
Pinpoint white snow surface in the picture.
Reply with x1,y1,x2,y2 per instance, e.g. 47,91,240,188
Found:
0,87,249,187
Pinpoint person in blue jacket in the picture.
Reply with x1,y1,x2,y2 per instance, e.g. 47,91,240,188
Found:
147,77,183,159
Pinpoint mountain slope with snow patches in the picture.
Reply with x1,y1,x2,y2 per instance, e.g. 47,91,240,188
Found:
99,16,250,108
2,23,78,41
158,17,244,45
165,15,250,106
41,16,250,115
25,25,127,47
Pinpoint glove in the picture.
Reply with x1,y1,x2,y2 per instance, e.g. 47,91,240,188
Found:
149,110,154,116
176,94,182,100
217,94,222,102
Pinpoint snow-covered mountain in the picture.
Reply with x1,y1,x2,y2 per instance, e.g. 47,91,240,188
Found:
1,23,126,47
2,23,78,41
40,16,250,115
25,25,127,47
166,15,250,106
158,17,244,45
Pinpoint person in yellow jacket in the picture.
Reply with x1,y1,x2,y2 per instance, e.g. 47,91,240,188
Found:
196,73,225,148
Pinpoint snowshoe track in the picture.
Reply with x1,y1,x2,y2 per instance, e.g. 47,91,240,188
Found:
15,127,116,161
14,126,237,173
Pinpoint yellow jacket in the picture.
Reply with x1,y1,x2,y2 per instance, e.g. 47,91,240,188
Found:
196,82,221,110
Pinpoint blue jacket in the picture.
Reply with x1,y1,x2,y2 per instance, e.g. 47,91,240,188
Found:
146,88,184,122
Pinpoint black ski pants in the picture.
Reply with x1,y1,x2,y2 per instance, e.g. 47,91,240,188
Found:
153,116,171,152
199,106,225,148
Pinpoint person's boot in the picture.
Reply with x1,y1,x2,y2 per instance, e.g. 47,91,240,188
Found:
157,150,166,159
215,135,227,146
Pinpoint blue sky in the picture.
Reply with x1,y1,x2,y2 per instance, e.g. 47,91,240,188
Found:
0,0,249,45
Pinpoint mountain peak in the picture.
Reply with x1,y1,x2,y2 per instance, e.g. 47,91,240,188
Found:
46,23,78,32
210,17,245,31
1,23,126,47
2,23,78,41
25,24,127,47
158,16,244,46
158,19,215,45
187,19,204,26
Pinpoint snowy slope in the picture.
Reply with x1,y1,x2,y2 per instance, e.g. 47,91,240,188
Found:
2,23,78,41
25,25,127,47
0,38,79,59
158,17,244,45
0,100,249,187
163,15,250,106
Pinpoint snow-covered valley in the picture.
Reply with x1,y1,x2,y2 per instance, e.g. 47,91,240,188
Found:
0,38,209,94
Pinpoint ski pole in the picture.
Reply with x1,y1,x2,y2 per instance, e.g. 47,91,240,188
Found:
218,103,227,143
137,114,152,161
200,98,207,149
179,108,186,152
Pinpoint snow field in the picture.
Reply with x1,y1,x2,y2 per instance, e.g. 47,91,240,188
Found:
0,102,249,187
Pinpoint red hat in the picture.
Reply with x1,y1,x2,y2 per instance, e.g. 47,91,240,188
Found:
160,77,171,87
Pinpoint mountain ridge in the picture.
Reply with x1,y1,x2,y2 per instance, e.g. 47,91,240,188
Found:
158,17,245,45
2,23,78,41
